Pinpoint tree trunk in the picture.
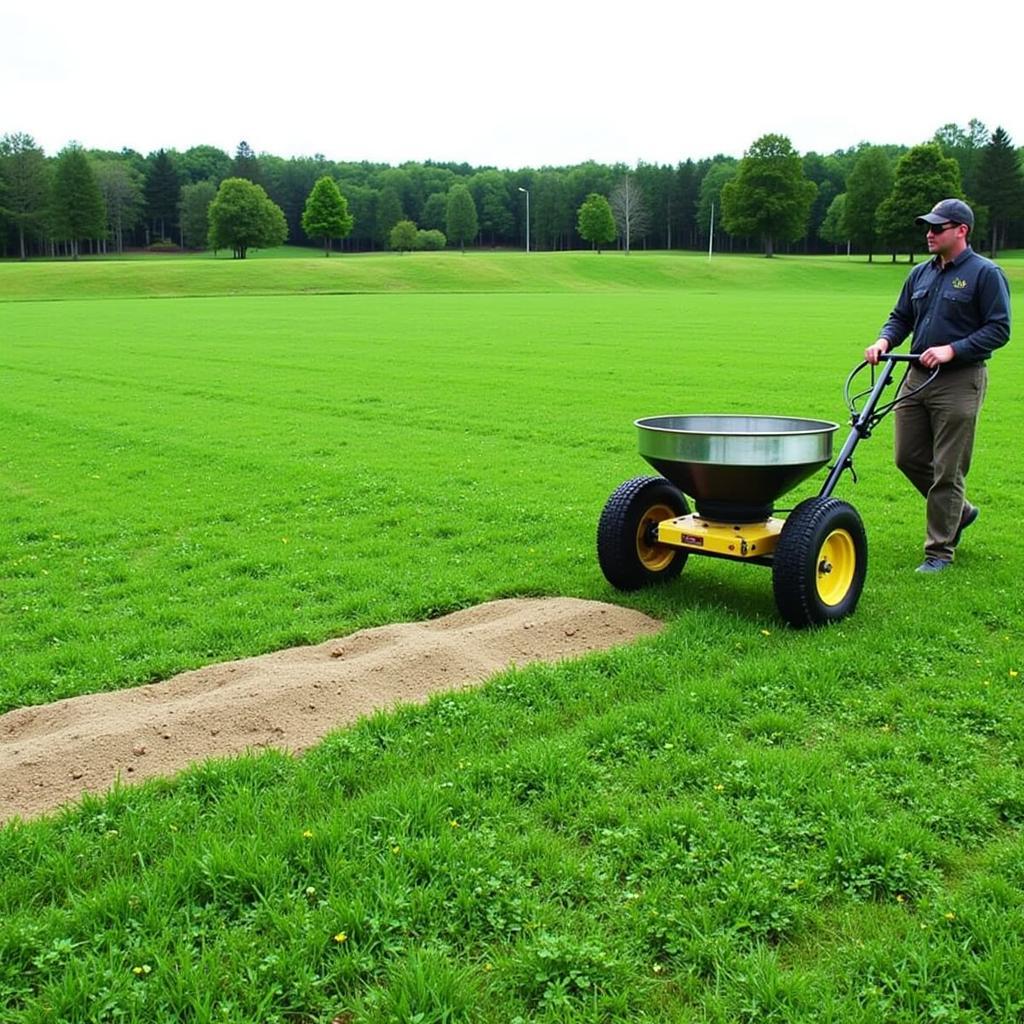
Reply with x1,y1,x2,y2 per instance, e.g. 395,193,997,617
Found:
18,225,26,261
764,235,774,258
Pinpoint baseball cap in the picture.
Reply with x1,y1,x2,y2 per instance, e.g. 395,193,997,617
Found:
915,198,974,229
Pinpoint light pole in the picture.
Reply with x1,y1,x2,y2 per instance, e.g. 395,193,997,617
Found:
517,186,530,253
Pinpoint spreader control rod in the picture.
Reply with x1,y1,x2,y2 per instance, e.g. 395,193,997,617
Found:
818,354,930,500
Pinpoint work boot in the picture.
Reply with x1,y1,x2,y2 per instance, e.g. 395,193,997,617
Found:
916,557,952,574
953,504,979,547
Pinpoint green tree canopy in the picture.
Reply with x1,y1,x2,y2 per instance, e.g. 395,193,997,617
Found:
819,193,847,249
179,145,232,185
0,132,50,260
301,176,354,255
207,177,287,258
416,228,446,250
720,134,817,257
875,143,962,261
576,193,616,252
975,126,1024,257
446,184,478,251
933,118,988,197
179,179,217,249
50,143,106,259
375,187,403,247
144,149,181,241
231,140,261,184
843,146,894,262
696,160,737,244
420,191,448,232
389,218,419,252
94,159,143,253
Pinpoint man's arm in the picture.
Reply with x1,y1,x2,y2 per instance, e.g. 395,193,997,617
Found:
865,274,916,364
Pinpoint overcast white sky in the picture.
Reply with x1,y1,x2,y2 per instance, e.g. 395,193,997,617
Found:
4,0,1020,168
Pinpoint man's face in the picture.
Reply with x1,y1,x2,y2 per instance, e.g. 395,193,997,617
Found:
925,221,966,257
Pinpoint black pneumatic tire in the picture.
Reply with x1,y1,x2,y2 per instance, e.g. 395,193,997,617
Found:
597,476,689,591
772,497,867,628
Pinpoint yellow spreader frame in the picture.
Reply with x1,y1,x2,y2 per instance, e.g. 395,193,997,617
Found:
655,514,784,560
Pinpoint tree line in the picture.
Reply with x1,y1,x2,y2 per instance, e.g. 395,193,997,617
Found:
1,119,1021,261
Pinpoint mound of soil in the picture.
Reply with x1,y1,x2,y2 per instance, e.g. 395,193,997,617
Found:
0,598,661,823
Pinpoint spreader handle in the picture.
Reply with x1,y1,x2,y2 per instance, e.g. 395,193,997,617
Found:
879,353,921,362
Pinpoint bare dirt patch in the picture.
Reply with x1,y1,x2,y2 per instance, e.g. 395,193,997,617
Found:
1,598,661,823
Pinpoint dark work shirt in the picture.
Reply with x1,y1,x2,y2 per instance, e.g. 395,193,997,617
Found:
879,246,1011,363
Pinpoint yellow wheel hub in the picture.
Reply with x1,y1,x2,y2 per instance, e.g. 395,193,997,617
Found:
636,503,677,572
815,529,856,606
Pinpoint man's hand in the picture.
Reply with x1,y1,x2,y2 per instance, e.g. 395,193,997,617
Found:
919,344,955,369
864,339,889,365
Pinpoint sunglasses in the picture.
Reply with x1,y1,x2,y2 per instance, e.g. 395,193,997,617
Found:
926,222,959,235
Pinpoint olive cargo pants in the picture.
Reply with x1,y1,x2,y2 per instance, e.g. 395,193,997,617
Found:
894,363,988,561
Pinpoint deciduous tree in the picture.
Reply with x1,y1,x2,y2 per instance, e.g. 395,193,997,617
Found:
50,144,106,259
417,228,446,250
875,143,961,262
301,176,353,255
819,193,847,252
720,134,816,257
446,184,477,251
179,180,217,249
207,177,287,258
389,219,419,252
94,159,143,253
375,187,403,247
610,174,649,254
576,193,616,252
843,147,893,262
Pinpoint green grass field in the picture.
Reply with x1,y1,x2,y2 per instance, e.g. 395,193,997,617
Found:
1,251,1023,1022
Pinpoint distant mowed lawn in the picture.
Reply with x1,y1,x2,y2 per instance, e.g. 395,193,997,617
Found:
1,250,1022,1023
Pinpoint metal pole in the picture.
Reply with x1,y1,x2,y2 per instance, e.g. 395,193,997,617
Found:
518,187,530,252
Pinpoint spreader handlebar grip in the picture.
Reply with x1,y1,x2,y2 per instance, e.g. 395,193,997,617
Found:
879,353,921,362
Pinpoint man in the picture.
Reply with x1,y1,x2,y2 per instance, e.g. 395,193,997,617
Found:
864,198,1011,573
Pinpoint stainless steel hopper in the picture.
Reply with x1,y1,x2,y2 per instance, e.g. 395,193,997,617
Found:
636,414,839,521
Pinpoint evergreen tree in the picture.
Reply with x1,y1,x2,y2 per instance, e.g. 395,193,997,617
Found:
207,177,287,258
576,193,616,252
445,184,477,251
720,134,816,257
144,149,180,241
231,141,261,184
50,144,106,259
0,132,50,259
875,143,961,262
975,126,1024,257
843,147,893,262
301,176,354,255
